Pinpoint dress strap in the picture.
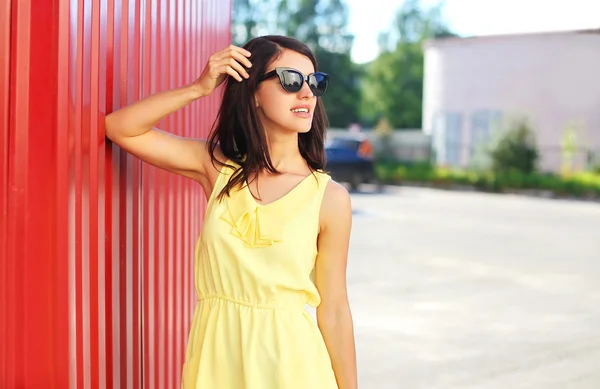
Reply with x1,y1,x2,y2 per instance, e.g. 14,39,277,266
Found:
313,170,331,201
207,159,239,204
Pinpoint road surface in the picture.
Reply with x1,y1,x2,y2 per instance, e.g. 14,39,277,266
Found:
345,185,600,389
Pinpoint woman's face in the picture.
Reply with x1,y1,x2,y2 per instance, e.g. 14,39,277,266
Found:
255,49,318,135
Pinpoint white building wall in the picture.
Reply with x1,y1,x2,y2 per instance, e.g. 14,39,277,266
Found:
422,30,600,172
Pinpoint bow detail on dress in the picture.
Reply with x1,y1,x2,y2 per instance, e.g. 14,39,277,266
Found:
220,194,282,248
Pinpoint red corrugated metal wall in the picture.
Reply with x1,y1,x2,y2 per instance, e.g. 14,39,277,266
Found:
0,0,232,388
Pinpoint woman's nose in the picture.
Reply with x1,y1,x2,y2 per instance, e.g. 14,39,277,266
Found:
298,80,314,98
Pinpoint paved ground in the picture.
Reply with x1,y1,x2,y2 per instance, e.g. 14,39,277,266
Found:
345,185,600,389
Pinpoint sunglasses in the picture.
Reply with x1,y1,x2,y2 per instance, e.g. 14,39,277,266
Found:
258,67,329,97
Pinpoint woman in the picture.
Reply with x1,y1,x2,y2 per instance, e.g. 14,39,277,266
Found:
105,35,357,389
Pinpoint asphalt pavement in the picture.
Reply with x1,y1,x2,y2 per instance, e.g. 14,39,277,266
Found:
344,185,600,389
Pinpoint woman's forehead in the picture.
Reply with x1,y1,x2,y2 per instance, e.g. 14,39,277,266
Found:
268,50,315,74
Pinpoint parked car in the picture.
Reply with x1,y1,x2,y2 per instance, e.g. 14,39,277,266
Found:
324,134,375,190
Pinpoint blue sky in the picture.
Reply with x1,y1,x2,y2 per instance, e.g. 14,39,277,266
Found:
347,0,600,63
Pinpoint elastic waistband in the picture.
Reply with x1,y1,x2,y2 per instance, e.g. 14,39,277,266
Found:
198,294,306,311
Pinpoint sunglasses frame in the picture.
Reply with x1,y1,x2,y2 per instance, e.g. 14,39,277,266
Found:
258,67,329,97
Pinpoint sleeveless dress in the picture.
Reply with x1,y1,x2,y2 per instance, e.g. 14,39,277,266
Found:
181,159,339,389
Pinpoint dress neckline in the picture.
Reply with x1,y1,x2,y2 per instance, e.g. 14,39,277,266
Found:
245,172,315,208
218,160,330,248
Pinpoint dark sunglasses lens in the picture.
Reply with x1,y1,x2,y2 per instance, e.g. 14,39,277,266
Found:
308,73,328,96
280,70,304,92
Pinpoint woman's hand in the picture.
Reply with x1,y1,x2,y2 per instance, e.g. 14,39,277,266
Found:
192,45,252,96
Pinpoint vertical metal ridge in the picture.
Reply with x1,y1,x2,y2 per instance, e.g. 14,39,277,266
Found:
81,1,93,388
74,1,85,387
0,0,11,383
131,1,142,388
96,0,109,387
68,1,79,387
89,0,102,387
111,0,124,387
166,1,175,386
158,0,167,385
104,0,116,387
139,0,151,386
55,0,71,387
182,0,191,353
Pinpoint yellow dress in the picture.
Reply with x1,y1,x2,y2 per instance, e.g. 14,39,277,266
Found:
181,160,339,389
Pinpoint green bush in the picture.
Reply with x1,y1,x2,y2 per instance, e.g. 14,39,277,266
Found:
489,117,539,175
374,161,600,199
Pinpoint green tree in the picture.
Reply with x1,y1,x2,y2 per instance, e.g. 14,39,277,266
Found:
362,0,455,129
361,43,424,128
315,48,362,127
232,0,276,45
277,0,353,53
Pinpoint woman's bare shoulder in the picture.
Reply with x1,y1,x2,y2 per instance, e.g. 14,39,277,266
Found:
320,179,352,226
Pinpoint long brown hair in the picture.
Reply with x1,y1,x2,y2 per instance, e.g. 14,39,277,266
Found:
207,35,328,200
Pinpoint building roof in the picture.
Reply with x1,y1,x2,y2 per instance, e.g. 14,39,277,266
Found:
423,28,600,49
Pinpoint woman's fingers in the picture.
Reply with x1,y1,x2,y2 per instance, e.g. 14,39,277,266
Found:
223,65,244,82
203,45,252,86
216,47,252,73
229,49,253,69
224,57,250,79
213,45,251,62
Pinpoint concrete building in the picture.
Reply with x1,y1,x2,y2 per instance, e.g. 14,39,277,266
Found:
422,29,600,172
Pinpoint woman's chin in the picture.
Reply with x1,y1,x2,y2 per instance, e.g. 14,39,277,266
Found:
281,125,311,134
266,122,312,135
296,126,312,134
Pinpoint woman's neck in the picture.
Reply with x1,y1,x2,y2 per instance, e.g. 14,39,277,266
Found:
264,132,305,172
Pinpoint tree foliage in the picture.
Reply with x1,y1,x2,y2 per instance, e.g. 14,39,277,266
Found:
232,0,273,46
362,0,455,129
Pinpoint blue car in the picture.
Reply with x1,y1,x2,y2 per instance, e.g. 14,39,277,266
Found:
324,134,375,190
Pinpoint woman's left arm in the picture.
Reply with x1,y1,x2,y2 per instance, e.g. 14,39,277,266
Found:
315,181,358,389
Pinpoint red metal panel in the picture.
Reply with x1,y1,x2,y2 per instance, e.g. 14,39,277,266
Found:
1,0,232,387
1,1,71,388
0,0,11,387
8,0,33,386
